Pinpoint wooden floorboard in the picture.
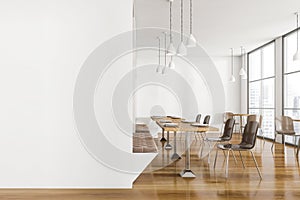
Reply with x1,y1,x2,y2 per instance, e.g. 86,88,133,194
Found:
1,133,300,199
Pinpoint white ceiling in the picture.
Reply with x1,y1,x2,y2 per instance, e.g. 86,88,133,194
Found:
135,0,300,56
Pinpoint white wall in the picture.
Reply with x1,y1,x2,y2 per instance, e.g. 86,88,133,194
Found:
212,56,241,113
134,53,242,115
134,50,242,138
0,0,156,188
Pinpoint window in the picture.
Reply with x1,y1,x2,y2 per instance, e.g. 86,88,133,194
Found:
248,42,275,139
283,31,300,144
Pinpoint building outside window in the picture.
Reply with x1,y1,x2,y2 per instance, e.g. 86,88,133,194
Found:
283,31,300,144
248,42,275,139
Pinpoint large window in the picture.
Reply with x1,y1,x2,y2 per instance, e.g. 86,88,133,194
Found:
248,42,275,139
283,31,300,143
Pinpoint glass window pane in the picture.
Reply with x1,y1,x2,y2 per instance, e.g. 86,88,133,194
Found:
261,109,275,139
249,82,261,108
262,43,275,78
284,72,300,109
284,32,300,73
284,110,300,145
262,78,275,108
249,50,261,81
249,109,275,139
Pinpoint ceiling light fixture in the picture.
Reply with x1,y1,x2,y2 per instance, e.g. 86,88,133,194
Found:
177,0,187,56
229,48,236,82
167,0,176,56
168,56,175,69
156,36,162,73
241,48,248,79
239,46,247,77
186,0,197,47
293,12,300,61
162,32,168,75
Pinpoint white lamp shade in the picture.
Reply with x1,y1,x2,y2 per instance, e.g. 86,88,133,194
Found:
239,68,246,76
166,42,176,56
168,60,175,69
229,75,236,82
156,65,162,73
177,41,187,56
241,74,247,80
293,51,300,61
186,34,197,48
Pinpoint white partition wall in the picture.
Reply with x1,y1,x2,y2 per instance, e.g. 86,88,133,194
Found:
0,0,159,188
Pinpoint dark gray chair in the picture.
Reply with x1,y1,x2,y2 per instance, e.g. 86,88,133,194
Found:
204,118,236,163
215,121,262,179
195,114,201,123
194,114,202,140
203,115,211,124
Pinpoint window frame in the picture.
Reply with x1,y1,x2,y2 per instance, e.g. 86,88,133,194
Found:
247,40,276,139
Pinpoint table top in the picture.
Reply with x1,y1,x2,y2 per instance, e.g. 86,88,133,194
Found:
232,113,251,117
151,116,219,132
293,119,300,122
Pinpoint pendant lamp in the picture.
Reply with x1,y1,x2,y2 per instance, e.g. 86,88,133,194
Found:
177,0,187,56
186,0,197,47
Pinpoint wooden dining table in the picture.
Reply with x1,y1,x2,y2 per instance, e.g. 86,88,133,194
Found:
151,116,218,178
293,119,300,122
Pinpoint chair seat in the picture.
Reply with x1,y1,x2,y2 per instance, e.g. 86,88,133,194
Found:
217,143,253,150
276,130,295,135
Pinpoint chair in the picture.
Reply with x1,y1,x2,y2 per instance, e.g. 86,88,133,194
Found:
195,114,201,123
204,118,236,163
215,121,262,179
203,115,210,124
246,114,264,142
199,115,211,140
271,116,300,156
222,112,240,134
194,114,208,141
193,114,202,140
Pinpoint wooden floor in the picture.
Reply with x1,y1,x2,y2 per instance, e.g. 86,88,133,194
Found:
1,133,300,200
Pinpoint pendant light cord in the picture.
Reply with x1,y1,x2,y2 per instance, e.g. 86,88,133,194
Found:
170,2,173,43
181,0,183,42
190,0,192,35
241,46,243,68
231,48,234,76
158,37,161,66
297,12,299,52
244,48,247,71
164,33,167,66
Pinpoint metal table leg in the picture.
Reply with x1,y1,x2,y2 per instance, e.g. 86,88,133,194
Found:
171,131,181,160
165,131,172,150
180,132,196,178
160,129,167,142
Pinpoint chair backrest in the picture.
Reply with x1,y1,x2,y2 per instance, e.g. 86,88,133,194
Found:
203,115,211,124
223,112,234,123
247,114,263,128
275,116,294,133
195,114,201,123
220,118,235,141
240,121,259,149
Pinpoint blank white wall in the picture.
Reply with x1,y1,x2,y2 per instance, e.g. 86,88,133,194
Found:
0,0,149,188
213,56,241,113
134,53,242,123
